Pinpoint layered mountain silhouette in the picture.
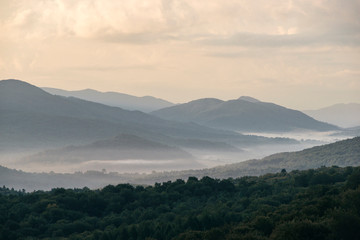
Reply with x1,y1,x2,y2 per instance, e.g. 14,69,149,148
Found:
304,103,360,128
42,87,174,112
24,134,193,163
152,96,339,132
1,79,276,152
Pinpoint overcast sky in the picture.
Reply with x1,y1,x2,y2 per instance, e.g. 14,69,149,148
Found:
1,0,359,109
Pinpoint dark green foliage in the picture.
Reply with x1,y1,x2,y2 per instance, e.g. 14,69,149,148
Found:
1,166,360,239
270,220,329,240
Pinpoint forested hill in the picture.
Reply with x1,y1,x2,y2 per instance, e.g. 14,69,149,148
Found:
1,166,360,239
223,136,360,176
261,136,360,168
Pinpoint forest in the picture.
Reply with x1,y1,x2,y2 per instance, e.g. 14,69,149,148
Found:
1,166,360,240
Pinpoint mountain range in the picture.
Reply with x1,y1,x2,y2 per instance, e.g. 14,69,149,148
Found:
42,87,174,112
304,103,360,128
1,79,286,154
41,85,344,134
151,96,338,132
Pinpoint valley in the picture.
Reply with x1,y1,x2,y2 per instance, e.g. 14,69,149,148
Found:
1,79,358,177
1,2,359,238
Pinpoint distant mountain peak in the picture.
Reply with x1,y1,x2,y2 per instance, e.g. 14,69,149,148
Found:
81,88,101,93
0,79,50,96
238,96,260,103
1,78,24,82
188,98,224,105
1,79,35,87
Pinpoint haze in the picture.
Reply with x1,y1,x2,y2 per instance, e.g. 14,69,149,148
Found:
1,0,359,109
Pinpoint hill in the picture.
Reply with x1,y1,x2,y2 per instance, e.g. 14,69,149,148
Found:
24,134,193,163
304,103,360,128
1,79,272,151
42,87,175,112
152,96,338,132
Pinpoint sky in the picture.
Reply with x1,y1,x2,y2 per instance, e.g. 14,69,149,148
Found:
0,0,359,109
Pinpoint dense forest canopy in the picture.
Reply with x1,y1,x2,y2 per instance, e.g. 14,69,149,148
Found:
1,166,360,240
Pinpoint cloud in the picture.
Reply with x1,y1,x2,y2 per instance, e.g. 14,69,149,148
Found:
100,32,175,45
1,0,359,109
1,0,359,46
198,31,360,49
66,64,156,72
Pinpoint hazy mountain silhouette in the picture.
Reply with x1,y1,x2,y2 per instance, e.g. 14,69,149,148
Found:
42,87,174,112
238,96,260,103
152,96,339,132
1,79,280,151
0,79,162,150
304,103,360,128
24,134,193,163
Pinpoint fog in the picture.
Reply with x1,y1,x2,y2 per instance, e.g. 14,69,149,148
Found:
241,130,347,143
185,130,353,167
7,158,204,174
0,130,355,175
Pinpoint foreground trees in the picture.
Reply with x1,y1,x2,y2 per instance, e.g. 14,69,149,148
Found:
0,166,359,239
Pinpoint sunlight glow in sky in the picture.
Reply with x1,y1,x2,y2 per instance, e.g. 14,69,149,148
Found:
1,0,359,109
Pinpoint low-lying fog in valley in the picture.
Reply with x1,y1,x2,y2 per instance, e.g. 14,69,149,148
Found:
1,130,353,174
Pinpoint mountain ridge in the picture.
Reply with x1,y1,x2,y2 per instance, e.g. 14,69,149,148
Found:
152,97,339,132
42,86,174,112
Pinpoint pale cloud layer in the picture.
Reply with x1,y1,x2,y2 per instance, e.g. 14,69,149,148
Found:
1,0,359,109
